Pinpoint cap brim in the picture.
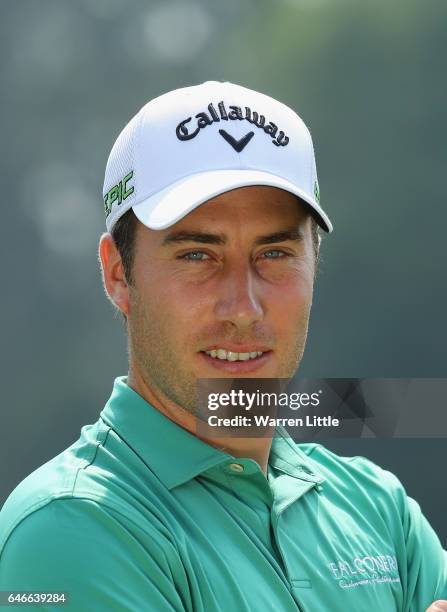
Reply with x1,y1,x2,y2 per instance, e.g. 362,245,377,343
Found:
132,169,333,233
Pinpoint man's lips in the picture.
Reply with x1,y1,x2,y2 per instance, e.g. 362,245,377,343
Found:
201,345,272,353
198,349,273,373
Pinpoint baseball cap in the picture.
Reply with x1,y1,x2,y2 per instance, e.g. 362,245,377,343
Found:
102,81,333,233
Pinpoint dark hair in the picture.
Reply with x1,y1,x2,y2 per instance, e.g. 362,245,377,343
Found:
111,203,321,287
111,208,139,286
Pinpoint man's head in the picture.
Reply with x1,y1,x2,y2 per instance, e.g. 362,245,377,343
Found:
100,185,319,415
99,80,333,415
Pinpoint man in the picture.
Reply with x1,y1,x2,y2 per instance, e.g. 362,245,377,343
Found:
0,81,445,611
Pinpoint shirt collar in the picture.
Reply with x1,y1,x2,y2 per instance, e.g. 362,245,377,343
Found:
100,376,324,490
269,426,325,485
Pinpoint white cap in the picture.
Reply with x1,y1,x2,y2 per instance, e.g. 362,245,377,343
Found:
103,81,333,233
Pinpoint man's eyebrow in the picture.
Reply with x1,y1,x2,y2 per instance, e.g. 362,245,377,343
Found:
161,231,226,246
161,229,304,247
253,229,304,246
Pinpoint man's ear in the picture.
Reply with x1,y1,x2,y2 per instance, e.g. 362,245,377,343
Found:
98,233,130,317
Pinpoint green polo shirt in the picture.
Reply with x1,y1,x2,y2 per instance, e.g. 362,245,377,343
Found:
0,377,446,611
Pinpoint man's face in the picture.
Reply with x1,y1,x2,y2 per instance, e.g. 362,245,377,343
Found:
127,186,316,414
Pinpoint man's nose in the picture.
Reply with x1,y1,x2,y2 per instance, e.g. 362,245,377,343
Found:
213,262,264,330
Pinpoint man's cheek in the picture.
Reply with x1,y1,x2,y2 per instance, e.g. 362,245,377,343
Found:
272,282,313,317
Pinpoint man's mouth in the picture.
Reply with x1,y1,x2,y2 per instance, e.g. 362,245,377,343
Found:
198,345,273,373
204,349,264,362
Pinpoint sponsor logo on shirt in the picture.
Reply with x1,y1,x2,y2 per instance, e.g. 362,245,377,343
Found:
327,554,401,590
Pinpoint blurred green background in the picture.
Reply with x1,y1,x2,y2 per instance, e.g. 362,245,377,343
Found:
1,0,446,540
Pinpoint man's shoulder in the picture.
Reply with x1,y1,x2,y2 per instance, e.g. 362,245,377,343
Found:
0,415,174,557
0,419,112,551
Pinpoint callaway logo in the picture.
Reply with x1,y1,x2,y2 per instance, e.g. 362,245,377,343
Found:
176,101,289,151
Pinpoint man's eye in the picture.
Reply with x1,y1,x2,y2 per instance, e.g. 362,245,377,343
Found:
179,250,211,261
261,249,287,259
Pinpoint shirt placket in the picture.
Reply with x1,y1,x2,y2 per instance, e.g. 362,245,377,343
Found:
268,463,325,612
222,459,313,611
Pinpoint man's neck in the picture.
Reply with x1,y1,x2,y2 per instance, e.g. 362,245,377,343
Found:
126,368,273,476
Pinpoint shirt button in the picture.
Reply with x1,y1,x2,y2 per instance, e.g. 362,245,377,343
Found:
229,463,244,473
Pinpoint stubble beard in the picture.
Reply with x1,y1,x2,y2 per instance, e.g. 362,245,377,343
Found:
128,290,199,415
128,289,311,417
